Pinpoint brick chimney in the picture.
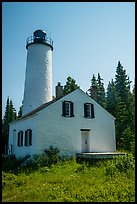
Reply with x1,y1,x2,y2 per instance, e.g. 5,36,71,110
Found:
56,82,64,99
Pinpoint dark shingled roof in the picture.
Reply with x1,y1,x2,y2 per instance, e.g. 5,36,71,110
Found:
11,89,78,123
16,99,56,121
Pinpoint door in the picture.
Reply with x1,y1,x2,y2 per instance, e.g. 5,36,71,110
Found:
81,129,90,153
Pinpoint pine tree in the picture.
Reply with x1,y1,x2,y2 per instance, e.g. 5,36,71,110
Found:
88,73,106,108
115,98,129,149
97,73,106,108
122,127,135,153
132,80,135,95
88,74,98,101
106,79,117,117
125,82,135,153
114,61,134,150
115,61,131,103
2,97,17,154
9,99,17,121
63,76,80,95
132,80,135,130
2,97,10,144
18,104,23,118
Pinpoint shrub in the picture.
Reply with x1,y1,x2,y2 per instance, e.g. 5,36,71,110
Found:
105,153,135,176
122,127,135,153
2,155,21,171
19,146,60,171
115,153,134,172
105,161,118,176
44,146,60,165
75,162,88,173
20,154,49,170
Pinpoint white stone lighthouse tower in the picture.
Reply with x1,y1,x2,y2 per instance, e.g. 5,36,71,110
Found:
22,29,53,116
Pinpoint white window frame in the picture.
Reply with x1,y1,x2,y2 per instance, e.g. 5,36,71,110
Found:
86,104,92,118
84,103,95,119
65,101,71,117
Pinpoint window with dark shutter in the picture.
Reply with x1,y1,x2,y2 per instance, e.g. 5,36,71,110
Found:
17,132,20,146
21,133,23,146
25,129,32,146
62,101,65,116
70,102,74,117
84,103,87,118
91,103,95,118
84,103,95,119
62,101,74,117
25,131,27,146
17,131,23,147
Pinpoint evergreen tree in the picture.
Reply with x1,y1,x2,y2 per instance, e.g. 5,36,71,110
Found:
88,74,98,101
88,73,106,108
114,61,134,150
115,61,131,103
63,76,80,95
122,127,135,153
132,80,135,95
88,62,134,152
2,97,17,154
125,82,135,152
106,79,117,117
105,61,135,151
18,104,23,118
2,97,10,146
9,99,17,121
132,80,135,130
115,98,129,149
97,73,106,108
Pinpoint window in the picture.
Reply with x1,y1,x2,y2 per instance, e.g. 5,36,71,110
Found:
84,103,95,118
62,101,74,117
25,129,32,146
17,131,23,147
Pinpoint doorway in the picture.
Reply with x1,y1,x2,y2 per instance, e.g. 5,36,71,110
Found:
81,129,90,153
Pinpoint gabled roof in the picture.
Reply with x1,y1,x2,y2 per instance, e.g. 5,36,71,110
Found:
10,88,115,124
11,99,56,123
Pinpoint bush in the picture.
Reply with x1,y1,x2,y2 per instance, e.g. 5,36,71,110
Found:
75,164,88,173
19,146,60,171
122,127,135,153
105,153,135,176
2,155,21,171
44,146,60,165
23,154,49,168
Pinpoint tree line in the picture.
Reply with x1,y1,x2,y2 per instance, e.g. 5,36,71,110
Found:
2,61,135,155
88,61,135,153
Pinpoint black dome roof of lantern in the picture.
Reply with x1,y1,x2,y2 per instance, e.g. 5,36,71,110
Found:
33,29,47,38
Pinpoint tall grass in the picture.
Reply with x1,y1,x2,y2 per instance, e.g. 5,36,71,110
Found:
2,152,135,202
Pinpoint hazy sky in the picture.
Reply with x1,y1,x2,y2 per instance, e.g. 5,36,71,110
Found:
2,2,135,117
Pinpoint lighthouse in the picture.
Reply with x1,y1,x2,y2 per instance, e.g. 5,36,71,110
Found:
22,29,53,116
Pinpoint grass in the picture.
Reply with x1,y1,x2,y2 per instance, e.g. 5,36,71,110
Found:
2,155,135,202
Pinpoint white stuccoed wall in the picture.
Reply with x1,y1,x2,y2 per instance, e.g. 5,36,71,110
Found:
9,89,116,159
35,89,116,156
9,115,41,158
22,43,52,116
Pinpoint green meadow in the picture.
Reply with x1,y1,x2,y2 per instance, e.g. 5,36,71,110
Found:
2,153,135,202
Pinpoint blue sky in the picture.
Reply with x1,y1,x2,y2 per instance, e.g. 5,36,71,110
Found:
2,2,135,117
